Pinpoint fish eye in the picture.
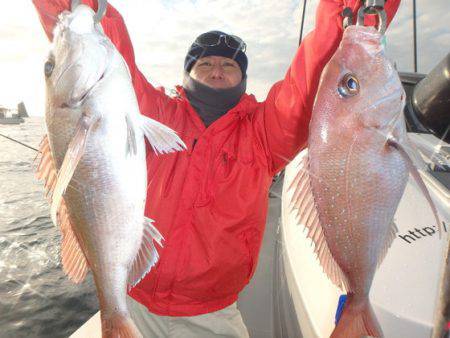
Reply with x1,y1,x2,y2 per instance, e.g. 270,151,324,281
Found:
338,73,360,98
44,60,55,77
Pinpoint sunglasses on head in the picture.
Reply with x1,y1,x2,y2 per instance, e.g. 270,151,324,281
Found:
194,32,247,53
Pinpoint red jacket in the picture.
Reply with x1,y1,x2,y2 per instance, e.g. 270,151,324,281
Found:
33,0,400,316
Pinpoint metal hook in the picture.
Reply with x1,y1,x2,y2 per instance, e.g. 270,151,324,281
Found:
71,0,80,10
341,7,354,30
71,0,107,23
356,0,387,35
361,0,386,14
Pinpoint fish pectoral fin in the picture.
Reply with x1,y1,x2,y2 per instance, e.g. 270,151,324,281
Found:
59,198,90,283
138,115,186,155
390,134,428,170
289,150,350,292
387,137,442,237
125,114,137,156
50,114,97,226
127,217,164,289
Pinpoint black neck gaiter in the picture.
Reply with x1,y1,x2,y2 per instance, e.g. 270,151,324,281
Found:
182,72,247,127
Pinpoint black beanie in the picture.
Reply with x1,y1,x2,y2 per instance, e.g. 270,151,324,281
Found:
184,31,248,77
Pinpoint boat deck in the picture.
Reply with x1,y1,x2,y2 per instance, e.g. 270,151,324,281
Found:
238,181,282,337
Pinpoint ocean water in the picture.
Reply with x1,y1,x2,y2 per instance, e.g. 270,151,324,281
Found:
0,117,98,338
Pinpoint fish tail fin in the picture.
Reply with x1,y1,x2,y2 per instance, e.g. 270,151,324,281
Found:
101,313,142,338
331,296,383,338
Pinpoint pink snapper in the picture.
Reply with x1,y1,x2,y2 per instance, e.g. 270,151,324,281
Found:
289,25,440,338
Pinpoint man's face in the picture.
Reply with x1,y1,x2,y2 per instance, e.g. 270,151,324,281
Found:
190,56,242,89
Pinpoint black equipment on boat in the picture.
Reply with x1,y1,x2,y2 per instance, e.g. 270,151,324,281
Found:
412,53,450,143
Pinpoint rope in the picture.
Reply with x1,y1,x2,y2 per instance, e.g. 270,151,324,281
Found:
0,133,40,153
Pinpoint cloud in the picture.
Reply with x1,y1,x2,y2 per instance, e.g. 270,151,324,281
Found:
110,0,302,100
0,1,48,115
301,0,449,74
374,0,449,73
0,0,448,116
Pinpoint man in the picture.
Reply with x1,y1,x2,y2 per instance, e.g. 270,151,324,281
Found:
33,1,400,337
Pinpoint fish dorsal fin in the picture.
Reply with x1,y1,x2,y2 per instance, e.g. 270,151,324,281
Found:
59,198,90,283
128,217,164,289
35,135,58,198
289,150,350,292
138,115,187,155
36,135,90,283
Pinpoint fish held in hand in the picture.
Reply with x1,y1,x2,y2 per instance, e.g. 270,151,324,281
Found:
289,25,440,338
36,4,186,338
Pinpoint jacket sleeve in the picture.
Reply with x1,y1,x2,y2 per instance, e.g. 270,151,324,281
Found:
32,0,172,122
260,0,401,175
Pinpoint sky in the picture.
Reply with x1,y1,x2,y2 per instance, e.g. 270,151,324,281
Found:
0,0,448,116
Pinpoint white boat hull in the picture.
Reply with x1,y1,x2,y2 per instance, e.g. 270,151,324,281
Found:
281,133,450,338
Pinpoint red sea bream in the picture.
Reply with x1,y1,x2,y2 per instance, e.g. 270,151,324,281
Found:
289,25,440,338
36,4,185,338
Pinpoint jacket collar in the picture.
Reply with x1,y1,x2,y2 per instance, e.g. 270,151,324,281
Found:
175,85,258,118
